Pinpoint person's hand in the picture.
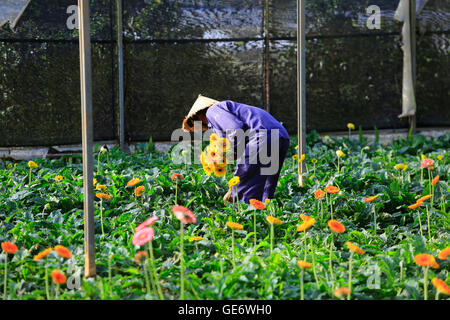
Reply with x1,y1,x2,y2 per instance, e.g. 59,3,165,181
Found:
223,190,233,204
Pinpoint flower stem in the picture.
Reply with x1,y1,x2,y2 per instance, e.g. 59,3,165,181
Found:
300,269,304,300
143,262,152,298
328,234,335,289
29,167,32,185
311,236,319,289
423,266,429,300
45,262,50,300
253,210,257,249
270,223,274,254
373,206,377,235
347,251,353,300
3,254,7,300
330,195,334,220
100,199,105,236
417,211,424,238
55,284,60,300
149,241,164,300
231,230,236,270
426,205,431,240
180,222,185,300
175,180,178,205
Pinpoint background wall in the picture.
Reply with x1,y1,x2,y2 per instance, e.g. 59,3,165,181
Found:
0,0,448,146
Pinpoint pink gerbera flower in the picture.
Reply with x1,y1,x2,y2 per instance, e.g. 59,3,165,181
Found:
135,216,159,232
132,227,154,246
421,158,434,168
172,205,197,224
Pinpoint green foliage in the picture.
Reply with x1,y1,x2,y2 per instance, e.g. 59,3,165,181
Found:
0,132,449,300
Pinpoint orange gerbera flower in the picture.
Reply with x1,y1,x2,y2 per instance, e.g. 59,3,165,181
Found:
345,241,365,255
324,186,340,194
297,217,316,232
54,245,72,259
408,201,423,209
51,270,67,285
300,214,312,221
297,260,312,269
431,175,439,185
134,250,148,264
135,185,145,197
127,178,140,187
96,192,111,200
33,248,52,261
414,253,436,267
171,173,184,181
417,194,432,203
328,220,346,233
226,221,244,230
431,278,450,295
364,195,378,203
438,247,450,260
431,262,440,269
1,242,18,254
266,216,283,225
249,199,266,210
333,287,350,299
314,189,325,199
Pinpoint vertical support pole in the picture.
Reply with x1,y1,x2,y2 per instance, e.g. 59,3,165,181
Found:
78,0,96,278
117,0,126,151
264,0,270,112
408,0,417,135
296,0,306,187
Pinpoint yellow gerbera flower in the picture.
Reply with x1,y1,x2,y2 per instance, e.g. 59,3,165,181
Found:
54,175,63,182
336,150,346,157
228,176,240,190
347,123,355,130
28,161,38,168
189,236,204,242
298,154,306,163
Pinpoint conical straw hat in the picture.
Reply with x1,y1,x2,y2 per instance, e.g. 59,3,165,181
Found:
182,94,219,132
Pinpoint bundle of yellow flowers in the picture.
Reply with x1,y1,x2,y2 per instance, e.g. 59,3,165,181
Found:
201,133,231,177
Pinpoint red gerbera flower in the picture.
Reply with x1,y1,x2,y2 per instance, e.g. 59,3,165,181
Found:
172,205,197,224
420,158,434,168
135,216,159,232
1,242,18,254
51,270,67,285
171,173,184,181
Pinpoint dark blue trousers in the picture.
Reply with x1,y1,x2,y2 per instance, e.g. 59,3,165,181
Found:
232,137,290,203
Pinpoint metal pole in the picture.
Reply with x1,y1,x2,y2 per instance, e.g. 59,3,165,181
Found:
297,0,306,186
264,0,270,112
78,0,96,278
408,0,416,135
117,0,126,151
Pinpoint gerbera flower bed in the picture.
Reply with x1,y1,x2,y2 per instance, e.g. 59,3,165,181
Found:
0,132,448,300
